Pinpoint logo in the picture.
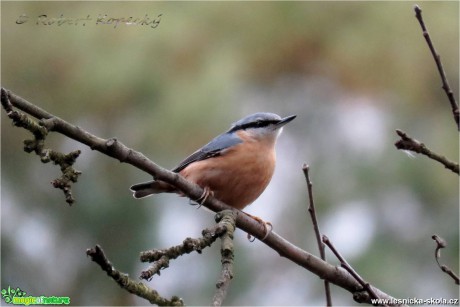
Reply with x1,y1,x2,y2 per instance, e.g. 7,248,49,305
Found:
1,286,70,305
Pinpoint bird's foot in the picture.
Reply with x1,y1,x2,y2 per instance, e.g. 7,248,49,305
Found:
245,213,273,242
190,186,214,208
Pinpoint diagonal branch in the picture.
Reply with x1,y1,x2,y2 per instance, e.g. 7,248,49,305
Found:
414,5,459,130
86,245,184,306
394,129,459,175
1,87,401,305
323,235,382,304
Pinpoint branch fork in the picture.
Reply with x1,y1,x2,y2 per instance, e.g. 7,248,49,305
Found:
87,210,237,305
2,88,82,204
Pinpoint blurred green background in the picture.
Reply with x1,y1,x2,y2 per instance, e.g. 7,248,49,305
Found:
1,1,458,306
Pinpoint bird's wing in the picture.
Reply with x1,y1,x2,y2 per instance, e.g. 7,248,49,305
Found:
172,132,242,173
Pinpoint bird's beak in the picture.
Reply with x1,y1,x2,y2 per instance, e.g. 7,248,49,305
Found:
276,115,296,128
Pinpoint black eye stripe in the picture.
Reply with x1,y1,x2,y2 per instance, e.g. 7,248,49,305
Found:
239,120,278,130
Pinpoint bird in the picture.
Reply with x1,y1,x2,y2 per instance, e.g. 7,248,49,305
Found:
130,112,296,237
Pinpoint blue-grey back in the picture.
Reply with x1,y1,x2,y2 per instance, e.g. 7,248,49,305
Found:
172,132,243,172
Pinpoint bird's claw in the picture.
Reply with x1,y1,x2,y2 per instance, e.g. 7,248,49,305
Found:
190,186,213,208
246,215,273,242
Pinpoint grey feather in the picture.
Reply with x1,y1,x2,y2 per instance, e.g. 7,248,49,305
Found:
130,180,176,198
172,132,242,172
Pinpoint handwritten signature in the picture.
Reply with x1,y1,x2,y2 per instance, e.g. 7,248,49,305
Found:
15,13,163,29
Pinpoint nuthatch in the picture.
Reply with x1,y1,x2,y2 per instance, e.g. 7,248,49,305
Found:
130,112,296,213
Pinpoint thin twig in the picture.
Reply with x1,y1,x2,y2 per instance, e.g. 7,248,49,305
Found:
86,245,184,306
394,129,459,175
414,5,459,130
431,235,460,285
302,164,332,306
323,235,383,305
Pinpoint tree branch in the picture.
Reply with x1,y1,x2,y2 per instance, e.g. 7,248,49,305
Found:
323,235,383,304
89,211,236,305
302,164,332,306
139,210,234,282
394,129,459,175
431,235,460,285
212,210,236,306
1,87,401,305
414,5,459,130
86,245,184,306
1,89,82,204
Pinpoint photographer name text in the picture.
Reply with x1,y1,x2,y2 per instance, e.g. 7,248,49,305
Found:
15,13,163,29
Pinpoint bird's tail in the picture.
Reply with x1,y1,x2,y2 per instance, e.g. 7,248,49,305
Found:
130,180,177,199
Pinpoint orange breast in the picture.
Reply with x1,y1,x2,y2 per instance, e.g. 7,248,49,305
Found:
180,134,276,210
